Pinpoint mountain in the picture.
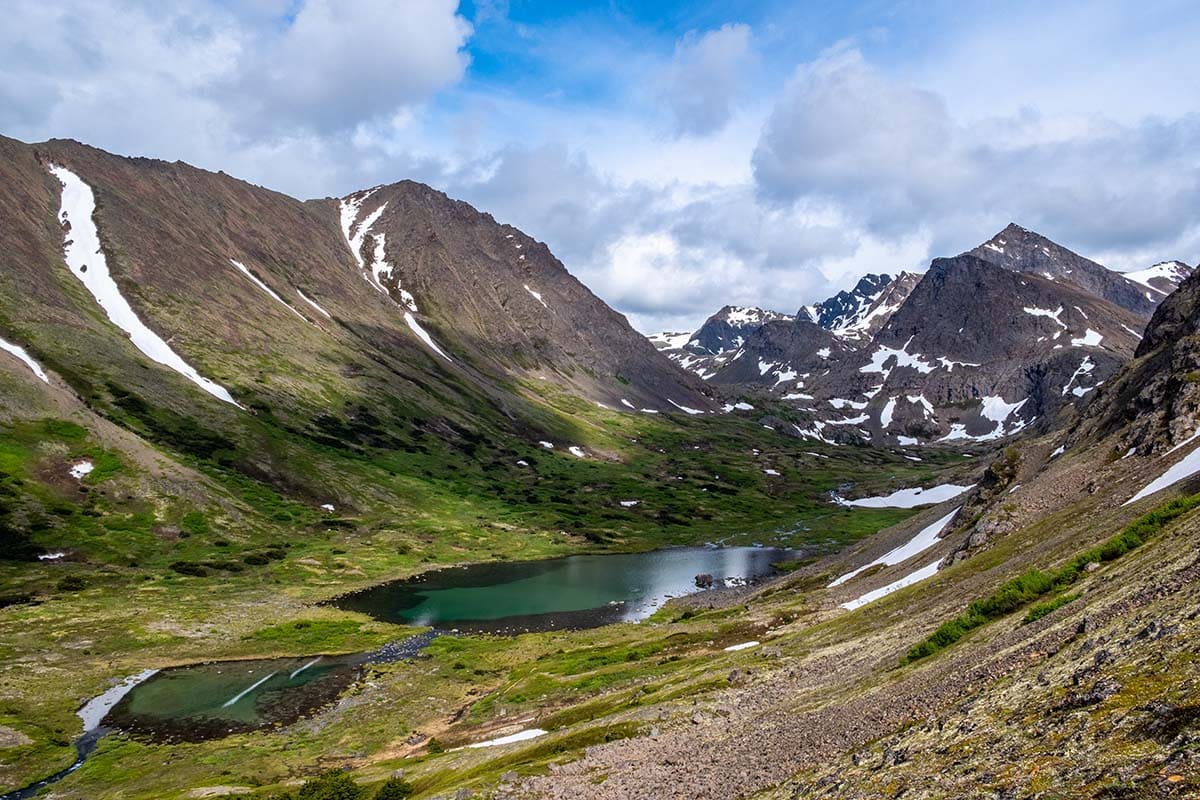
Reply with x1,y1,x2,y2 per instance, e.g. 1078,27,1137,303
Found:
693,226,1165,446
656,274,917,382
1075,262,1200,454
969,223,1158,315
1122,260,1193,299
704,318,849,390
0,136,713,426
650,305,794,379
801,272,920,340
824,253,1145,443
689,306,795,355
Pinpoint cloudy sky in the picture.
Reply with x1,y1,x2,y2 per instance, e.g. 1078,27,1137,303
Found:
4,0,1199,332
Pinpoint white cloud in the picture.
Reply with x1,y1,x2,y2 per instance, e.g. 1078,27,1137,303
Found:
227,0,472,134
752,44,1200,263
659,23,756,137
0,0,471,182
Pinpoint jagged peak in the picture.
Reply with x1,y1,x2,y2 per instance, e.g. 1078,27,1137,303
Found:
708,305,792,326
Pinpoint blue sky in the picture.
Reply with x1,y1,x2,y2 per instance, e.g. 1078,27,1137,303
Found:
3,0,1199,332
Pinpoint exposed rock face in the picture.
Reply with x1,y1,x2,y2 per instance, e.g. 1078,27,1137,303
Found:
723,254,1143,445
689,306,794,356
1076,261,1200,453
650,306,794,380
969,223,1158,315
855,254,1142,428
326,180,715,410
708,319,847,389
803,273,894,332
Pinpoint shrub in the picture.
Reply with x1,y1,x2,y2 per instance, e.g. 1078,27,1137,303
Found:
373,778,414,799
1023,593,1080,624
169,561,209,577
296,770,365,800
56,575,86,592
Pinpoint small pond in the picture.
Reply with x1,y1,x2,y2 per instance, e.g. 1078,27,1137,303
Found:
332,546,800,633
103,653,364,742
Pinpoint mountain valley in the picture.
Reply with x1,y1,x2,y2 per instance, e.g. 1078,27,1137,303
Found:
0,135,1198,800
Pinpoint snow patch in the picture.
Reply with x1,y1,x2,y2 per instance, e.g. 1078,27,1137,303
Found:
649,331,693,349
1023,305,1067,329
880,397,898,429
1062,356,1096,396
723,641,759,652
339,192,418,311
404,312,452,362
619,500,639,507
1123,441,1200,506
837,484,973,509
50,165,241,408
981,396,1027,425
230,260,306,321
0,336,49,383
524,285,549,309
69,461,94,480
841,560,941,611
1071,329,1103,348
568,446,587,458
1120,324,1143,340
1123,262,1189,294
829,507,959,587
78,669,159,732
465,729,548,749
668,399,705,415
296,289,332,319
937,356,981,371
860,337,935,378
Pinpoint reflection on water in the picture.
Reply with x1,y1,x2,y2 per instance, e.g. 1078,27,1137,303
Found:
334,546,799,632
103,653,363,742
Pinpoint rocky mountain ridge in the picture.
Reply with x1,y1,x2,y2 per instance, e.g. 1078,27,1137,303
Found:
655,225,1188,446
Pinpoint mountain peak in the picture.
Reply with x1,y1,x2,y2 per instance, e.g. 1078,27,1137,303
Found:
969,225,1158,316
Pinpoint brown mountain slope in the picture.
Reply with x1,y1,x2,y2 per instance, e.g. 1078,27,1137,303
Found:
0,136,712,435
